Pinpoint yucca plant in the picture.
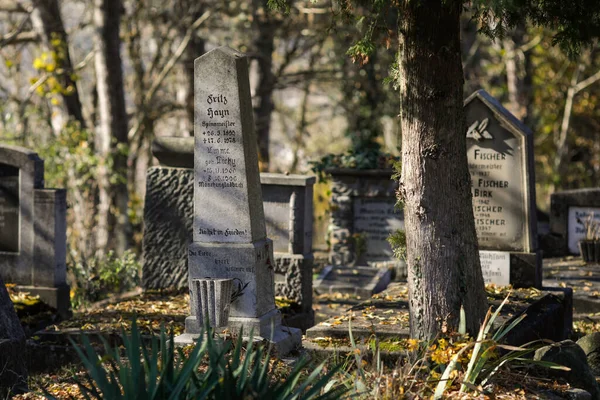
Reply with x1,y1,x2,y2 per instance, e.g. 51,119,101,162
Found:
433,292,569,399
44,319,350,400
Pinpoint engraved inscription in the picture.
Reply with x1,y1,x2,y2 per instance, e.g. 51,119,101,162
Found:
353,197,404,260
466,104,526,252
0,164,19,253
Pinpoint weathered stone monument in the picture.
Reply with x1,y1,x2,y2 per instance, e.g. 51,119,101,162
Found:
465,90,540,287
0,144,69,317
550,188,600,255
175,47,301,353
327,169,404,267
142,158,315,329
314,169,400,297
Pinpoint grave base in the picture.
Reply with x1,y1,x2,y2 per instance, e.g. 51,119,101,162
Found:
16,284,71,319
509,251,542,288
178,308,301,355
313,265,392,298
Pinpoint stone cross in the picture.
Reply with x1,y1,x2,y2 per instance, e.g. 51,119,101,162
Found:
176,47,301,354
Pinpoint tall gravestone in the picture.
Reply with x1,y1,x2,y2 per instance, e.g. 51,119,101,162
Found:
0,144,69,316
465,90,540,287
176,47,301,353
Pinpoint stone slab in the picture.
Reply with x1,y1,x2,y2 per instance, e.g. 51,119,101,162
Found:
175,323,302,356
480,250,510,286
313,265,392,298
326,169,402,266
16,284,71,319
260,173,316,186
142,167,193,290
0,165,19,253
304,284,572,361
543,257,600,315
509,251,542,288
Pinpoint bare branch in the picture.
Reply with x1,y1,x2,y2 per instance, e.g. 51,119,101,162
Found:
0,30,38,45
574,69,600,93
127,10,211,141
73,50,96,71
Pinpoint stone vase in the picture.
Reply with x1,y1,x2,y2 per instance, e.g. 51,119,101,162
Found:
579,240,600,263
191,278,233,329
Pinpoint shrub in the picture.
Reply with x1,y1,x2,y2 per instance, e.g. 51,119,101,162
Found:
50,319,350,399
70,250,140,309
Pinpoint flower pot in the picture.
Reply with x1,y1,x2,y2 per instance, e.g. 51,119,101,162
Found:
579,240,600,263
191,278,233,329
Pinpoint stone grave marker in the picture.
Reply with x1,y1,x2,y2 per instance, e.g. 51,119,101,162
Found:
176,47,301,353
465,90,540,287
261,173,315,330
327,169,404,267
550,188,600,255
141,159,315,331
353,197,404,262
0,144,70,317
315,170,399,297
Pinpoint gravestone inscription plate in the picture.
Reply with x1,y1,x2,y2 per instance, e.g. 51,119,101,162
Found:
479,251,510,286
465,90,540,287
0,164,19,253
353,197,404,261
567,207,600,254
550,189,600,255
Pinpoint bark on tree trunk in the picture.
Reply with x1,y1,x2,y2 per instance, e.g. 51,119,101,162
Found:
185,35,205,137
252,0,278,171
93,0,130,256
0,277,27,397
398,0,488,340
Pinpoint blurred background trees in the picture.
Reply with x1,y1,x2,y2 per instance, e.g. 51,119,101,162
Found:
0,0,599,266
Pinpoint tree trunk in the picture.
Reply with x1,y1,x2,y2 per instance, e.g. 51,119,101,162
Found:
184,34,205,137
0,277,27,397
398,0,487,340
93,0,130,256
252,0,278,171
